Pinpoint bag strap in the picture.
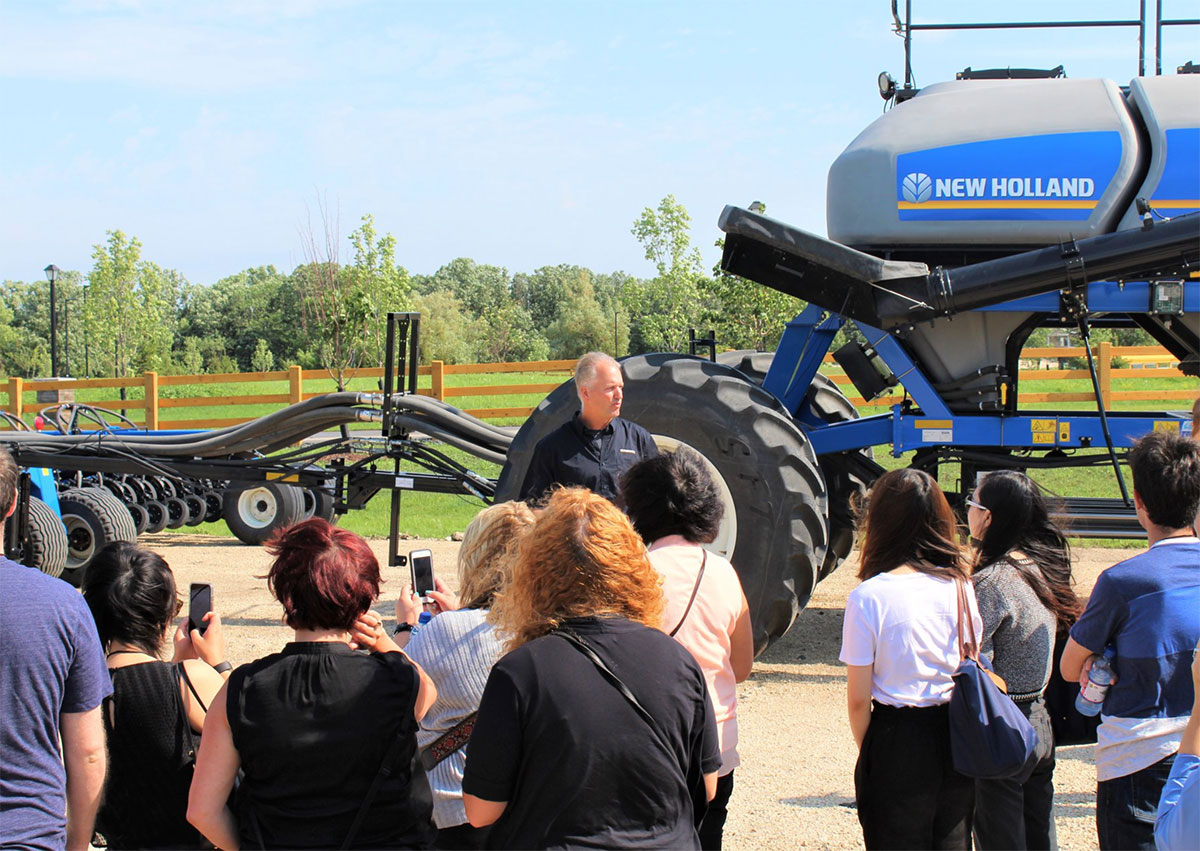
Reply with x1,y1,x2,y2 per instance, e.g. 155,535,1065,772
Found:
553,627,677,759
177,662,209,714
420,712,478,772
668,550,707,637
955,578,980,662
340,732,410,850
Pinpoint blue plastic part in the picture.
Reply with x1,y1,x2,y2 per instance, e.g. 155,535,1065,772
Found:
25,467,61,516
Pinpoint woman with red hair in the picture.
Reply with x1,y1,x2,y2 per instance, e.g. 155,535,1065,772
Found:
188,518,437,850
461,488,720,849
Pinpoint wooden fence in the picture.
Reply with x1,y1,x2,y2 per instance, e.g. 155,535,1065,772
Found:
1,344,1192,431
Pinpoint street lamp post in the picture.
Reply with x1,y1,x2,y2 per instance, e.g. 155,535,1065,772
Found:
44,264,60,377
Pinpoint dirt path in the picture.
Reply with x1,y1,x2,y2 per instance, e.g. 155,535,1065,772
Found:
148,533,1125,850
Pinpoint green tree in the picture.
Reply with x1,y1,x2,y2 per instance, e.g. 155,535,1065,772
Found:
474,302,549,363
250,338,275,372
629,195,709,353
84,230,181,379
418,258,511,318
545,275,612,358
410,290,477,364
704,236,800,351
346,214,412,366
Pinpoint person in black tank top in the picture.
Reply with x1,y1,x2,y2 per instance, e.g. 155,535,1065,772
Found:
82,543,231,849
187,518,438,850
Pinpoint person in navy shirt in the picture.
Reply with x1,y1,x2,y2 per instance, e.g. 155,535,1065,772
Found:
1061,430,1200,851
519,351,658,506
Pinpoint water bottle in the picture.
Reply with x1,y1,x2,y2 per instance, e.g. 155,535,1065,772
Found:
416,611,433,627
1075,648,1116,716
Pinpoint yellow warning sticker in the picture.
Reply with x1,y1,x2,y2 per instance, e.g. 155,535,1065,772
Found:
1032,432,1056,444
1153,421,1181,434
914,419,953,429
1031,419,1056,432
1058,422,1070,442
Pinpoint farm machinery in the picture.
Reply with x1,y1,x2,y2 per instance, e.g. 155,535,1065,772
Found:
4,7,1198,654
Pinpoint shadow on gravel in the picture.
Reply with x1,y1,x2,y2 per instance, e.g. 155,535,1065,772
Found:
144,534,241,548
780,794,856,809
758,606,844,666
748,669,844,685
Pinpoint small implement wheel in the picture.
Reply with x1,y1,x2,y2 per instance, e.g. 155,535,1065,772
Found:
498,353,829,653
223,483,305,545
143,500,169,534
26,496,68,578
58,487,138,586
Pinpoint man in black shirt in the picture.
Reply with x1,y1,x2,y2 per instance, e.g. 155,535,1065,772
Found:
518,351,659,505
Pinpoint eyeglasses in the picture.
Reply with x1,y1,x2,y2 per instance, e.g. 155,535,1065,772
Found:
965,498,988,511
173,597,184,616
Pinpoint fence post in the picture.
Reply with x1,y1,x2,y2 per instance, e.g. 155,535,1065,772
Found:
144,371,159,430
431,361,445,401
7,377,23,419
288,365,303,406
1097,340,1112,409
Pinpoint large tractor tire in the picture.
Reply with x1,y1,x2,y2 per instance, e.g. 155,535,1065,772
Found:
26,496,68,578
496,353,829,654
223,483,305,545
59,487,139,586
717,350,877,581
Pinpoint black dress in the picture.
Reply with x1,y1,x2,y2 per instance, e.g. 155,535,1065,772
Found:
226,642,435,849
96,661,206,849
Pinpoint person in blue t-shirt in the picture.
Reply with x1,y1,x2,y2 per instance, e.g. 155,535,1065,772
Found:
1062,431,1200,851
0,448,112,851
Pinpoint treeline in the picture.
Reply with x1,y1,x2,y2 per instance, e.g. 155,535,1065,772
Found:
0,196,803,382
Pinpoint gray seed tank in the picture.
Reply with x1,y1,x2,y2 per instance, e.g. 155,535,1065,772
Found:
827,76,1200,254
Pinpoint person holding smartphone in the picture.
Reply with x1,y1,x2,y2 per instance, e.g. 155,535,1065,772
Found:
188,518,438,850
395,502,536,850
81,542,231,849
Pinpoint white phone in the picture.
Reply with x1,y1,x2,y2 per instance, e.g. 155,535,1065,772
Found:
409,549,435,602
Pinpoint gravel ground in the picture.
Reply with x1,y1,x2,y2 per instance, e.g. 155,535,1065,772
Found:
147,533,1125,850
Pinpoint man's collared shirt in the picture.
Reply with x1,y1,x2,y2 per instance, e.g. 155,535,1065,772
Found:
518,412,659,505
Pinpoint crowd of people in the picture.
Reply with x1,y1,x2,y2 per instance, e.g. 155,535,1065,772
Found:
0,362,1197,851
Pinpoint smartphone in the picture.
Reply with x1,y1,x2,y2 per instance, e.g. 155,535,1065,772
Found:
188,582,213,635
409,549,435,602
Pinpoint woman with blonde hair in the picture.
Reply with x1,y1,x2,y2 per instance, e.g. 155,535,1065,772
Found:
394,501,535,850
462,488,720,849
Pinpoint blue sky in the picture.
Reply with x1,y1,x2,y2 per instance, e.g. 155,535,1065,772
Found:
2,1,1195,285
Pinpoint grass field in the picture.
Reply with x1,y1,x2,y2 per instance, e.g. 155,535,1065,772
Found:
5,366,1191,545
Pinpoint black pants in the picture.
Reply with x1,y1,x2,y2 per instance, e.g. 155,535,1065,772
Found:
433,821,491,850
855,701,975,850
974,697,1058,850
697,771,734,850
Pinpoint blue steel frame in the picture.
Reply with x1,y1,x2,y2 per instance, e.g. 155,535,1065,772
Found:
762,280,1197,458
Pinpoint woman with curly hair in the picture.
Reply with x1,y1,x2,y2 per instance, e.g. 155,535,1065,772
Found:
840,468,982,850
967,471,1081,850
461,487,720,849
394,501,535,850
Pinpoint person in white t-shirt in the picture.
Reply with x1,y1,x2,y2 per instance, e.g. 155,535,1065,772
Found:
839,468,983,850
621,448,754,851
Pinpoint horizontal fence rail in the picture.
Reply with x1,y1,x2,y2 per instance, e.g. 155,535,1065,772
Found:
1,344,1192,432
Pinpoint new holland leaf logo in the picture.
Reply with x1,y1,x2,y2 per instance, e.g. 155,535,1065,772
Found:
902,172,932,203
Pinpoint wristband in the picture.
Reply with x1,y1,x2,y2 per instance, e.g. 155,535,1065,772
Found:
393,623,414,635
212,661,233,674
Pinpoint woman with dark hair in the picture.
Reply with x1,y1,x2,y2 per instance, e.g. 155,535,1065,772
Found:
394,501,535,850
967,470,1080,850
461,487,720,849
187,518,437,850
82,542,229,849
839,468,981,850
620,448,753,851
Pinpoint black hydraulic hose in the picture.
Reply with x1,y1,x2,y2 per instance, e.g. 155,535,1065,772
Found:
386,414,508,465
391,394,515,445
387,404,513,452
1078,321,1132,508
879,214,1200,321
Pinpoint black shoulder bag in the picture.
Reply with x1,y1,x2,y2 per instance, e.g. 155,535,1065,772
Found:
553,626,709,827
